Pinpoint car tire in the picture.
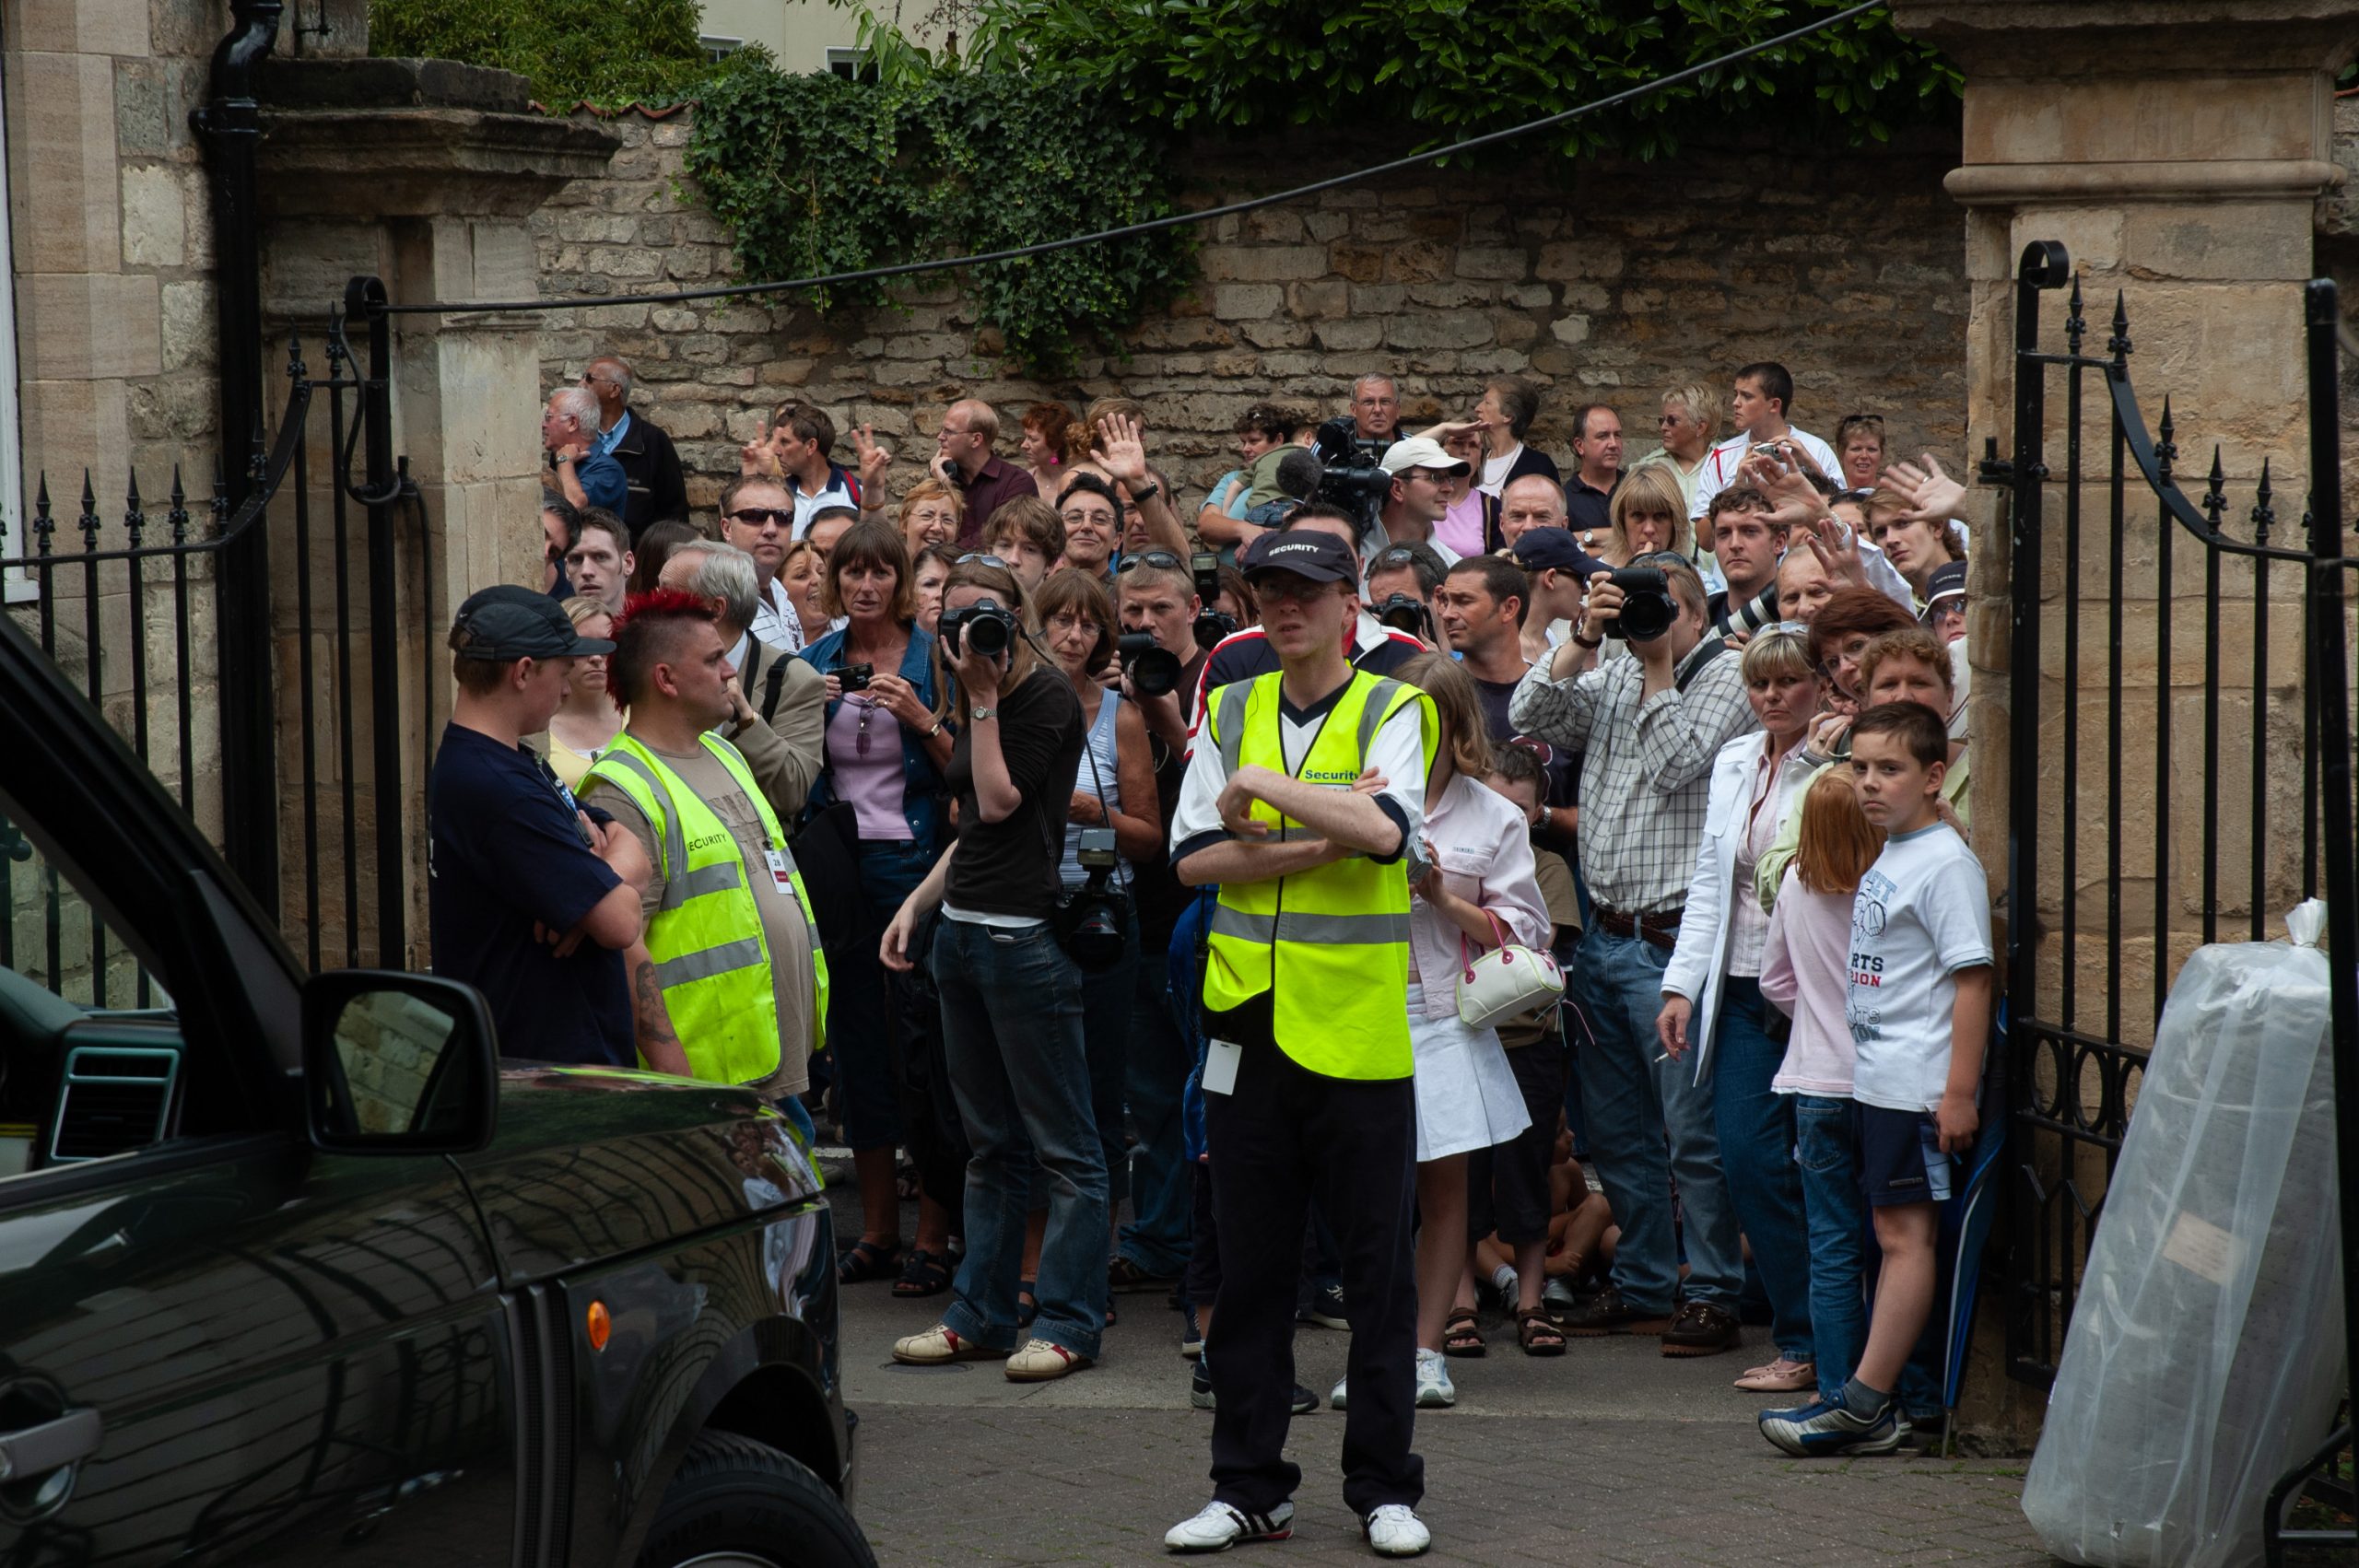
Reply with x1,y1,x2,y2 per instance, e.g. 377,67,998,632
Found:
637,1432,876,1568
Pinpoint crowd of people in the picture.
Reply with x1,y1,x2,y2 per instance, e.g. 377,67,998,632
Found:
440,353,1989,1559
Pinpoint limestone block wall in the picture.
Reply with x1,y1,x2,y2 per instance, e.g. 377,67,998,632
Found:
530,113,1971,524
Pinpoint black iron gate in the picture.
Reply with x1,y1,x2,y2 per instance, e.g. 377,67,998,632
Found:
1,286,433,990
1994,240,2359,1545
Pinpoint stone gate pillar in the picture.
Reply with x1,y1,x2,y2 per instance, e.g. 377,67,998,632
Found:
1890,0,2359,1445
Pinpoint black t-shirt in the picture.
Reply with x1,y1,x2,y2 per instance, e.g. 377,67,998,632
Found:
1472,669,1578,810
944,669,1086,919
428,723,634,1067
1132,648,1210,951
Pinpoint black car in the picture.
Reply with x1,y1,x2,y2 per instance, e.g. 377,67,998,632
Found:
0,614,869,1566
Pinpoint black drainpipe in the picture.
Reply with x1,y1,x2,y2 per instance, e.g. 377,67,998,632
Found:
193,0,283,907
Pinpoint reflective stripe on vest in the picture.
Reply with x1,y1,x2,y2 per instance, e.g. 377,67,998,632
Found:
584,733,829,1084
1199,669,1435,1081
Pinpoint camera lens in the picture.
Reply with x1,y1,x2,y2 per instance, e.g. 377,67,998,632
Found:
1118,632,1180,697
968,613,1009,658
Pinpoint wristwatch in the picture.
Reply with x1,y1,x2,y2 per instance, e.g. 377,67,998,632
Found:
923,719,945,739
1572,626,1603,649
969,705,998,722
1130,481,1161,504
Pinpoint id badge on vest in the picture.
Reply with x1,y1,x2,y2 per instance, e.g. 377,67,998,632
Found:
1202,1038,1244,1096
762,848,795,899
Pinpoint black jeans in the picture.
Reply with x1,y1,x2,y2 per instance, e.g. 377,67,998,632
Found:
1204,1037,1422,1516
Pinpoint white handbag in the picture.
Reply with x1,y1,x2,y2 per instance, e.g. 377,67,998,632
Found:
1454,907,1565,1029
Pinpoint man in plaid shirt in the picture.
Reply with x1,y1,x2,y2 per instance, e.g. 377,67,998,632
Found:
1509,536,1759,1356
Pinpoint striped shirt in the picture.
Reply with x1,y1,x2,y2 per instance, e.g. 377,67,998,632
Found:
1508,641,1759,918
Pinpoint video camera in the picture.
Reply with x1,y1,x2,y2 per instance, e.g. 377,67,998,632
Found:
1309,462,1392,540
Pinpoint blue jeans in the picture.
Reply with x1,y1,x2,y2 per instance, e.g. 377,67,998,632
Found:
1794,1094,1866,1398
1117,950,1193,1276
1713,977,1813,1361
933,918,1108,1359
1567,925,1743,1314
1032,920,1138,1212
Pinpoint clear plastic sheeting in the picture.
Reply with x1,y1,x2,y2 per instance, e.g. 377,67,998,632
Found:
2022,900,2348,1568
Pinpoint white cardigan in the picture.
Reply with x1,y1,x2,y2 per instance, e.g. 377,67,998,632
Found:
1406,774,1552,1019
1661,731,1815,1078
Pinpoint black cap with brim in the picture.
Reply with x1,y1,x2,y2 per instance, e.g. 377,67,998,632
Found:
1242,531,1357,584
1509,527,1614,579
1921,558,1967,612
451,583,616,661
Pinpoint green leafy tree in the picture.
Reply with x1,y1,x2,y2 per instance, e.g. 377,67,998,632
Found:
371,0,728,107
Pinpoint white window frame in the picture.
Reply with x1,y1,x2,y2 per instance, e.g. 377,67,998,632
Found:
825,47,863,79
700,34,745,64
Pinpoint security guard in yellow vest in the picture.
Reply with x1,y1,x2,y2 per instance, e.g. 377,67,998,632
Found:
580,590,827,1100
1166,530,1439,1557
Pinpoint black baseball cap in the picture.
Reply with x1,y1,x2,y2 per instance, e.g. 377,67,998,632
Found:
1242,531,1356,584
450,584,615,661
1510,527,1613,579
1921,559,1967,614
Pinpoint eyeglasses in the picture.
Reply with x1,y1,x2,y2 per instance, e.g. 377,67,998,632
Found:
1115,550,1184,575
1373,546,1424,568
1060,508,1117,528
727,507,793,528
956,553,1005,568
854,698,874,758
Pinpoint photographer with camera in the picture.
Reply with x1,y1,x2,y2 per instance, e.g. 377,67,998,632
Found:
1039,568,1163,1289
1367,544,1449,650
1508,550,1758,1358
798,522,959,1293
886,556,1102,1383
1311,373,1402,470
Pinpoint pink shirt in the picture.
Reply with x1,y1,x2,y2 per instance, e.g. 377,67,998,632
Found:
1759,866,1858,1095
1404,775,1553,1018
1434,492,1490,559
826,696,912,841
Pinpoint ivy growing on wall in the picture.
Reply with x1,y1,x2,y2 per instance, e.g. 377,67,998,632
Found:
684,67,1191,375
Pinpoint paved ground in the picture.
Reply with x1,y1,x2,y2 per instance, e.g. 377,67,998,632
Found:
825,1164,2047,1566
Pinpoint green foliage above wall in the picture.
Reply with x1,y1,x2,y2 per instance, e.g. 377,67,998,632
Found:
371,0,740,107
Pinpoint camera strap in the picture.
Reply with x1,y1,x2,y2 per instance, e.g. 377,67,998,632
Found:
1674,636,1729,696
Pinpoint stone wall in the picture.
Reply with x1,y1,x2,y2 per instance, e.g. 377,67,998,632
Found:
531,113,1971,521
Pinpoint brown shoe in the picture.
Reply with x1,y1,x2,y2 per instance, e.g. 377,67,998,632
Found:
1556,1286,1672,1337
1660,1300,1743,1357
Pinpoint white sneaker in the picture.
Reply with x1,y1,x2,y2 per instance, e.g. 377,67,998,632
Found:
1414,1347,1456,1409
1329,1374,1350,1411
1364,1503,1431,1557
1165,1499,1294,1552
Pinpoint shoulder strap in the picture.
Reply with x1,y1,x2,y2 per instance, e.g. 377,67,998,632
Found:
763,654,792,722
739,648,759,702
1674,635,1730,696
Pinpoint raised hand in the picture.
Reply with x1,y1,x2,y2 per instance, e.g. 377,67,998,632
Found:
851,423,892,492
1886,453,1966,525
1095,414,1149,486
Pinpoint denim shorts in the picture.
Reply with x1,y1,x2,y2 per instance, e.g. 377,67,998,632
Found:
1851,1103,1955,1207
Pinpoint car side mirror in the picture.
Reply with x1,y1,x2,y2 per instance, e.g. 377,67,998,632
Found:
301,971,499,1153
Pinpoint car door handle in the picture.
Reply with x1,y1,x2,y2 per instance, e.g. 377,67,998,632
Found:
0,1407,102,1482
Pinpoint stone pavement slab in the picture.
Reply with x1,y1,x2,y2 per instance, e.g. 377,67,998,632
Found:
825,1165,2044,1567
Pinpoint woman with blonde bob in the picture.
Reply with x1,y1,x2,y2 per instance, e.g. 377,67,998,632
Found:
1759,766,1887,1407
1595,461,1690,566
1658,624,1825,1394
1335,651,1551,1404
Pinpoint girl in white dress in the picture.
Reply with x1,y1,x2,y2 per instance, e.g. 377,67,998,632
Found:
1388,652,1553,1408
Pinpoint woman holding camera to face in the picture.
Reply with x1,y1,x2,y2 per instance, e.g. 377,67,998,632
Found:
883,556,1106,1382
1038,568,1162,1281
800,522,957,1294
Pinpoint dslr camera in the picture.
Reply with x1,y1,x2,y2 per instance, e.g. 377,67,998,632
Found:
1606,567,1677,644
839,661,873,693
1118,631,1180,697
1191,551,1236,653
1053,825,1132,973
1373,592,1432,642
939,598,1016,660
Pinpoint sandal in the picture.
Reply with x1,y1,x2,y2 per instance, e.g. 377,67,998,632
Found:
1518,1307,1567,1357
837,1239,902,1284
893,1247,954,1298
1442,1307,1486,1359
1017,1280,1039,1330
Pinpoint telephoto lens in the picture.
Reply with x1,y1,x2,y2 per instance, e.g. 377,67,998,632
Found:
1118,632,1181,697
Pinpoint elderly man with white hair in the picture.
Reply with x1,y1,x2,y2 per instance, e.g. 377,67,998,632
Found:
544,384,627,515
659,537,827,820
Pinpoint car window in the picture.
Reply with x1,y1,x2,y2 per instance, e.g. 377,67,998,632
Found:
1,808,174,1182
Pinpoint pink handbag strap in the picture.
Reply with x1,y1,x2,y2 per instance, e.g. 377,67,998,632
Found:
1458,907,1512,982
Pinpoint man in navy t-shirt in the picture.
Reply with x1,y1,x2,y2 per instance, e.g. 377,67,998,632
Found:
429,585,650,1067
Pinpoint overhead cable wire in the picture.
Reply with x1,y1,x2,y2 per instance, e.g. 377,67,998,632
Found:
383,1,1884,316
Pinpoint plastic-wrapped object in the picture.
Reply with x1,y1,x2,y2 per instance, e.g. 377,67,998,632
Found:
2022,901,2347,1568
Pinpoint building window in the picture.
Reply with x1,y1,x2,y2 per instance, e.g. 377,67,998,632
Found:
826,47,864,80
700,34,745,64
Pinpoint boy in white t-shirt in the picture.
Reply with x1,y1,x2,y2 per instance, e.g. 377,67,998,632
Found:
1761,701,1990,1457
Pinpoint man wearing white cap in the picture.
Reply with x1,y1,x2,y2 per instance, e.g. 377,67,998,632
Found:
1369,437,1466,570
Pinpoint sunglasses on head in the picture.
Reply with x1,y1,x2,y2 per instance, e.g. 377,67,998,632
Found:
956,553,1006,568
727,507,793,528
1373,546,1423,568
1115,550,1185,575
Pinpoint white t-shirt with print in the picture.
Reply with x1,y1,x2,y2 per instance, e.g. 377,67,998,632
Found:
1846,822,1992,1112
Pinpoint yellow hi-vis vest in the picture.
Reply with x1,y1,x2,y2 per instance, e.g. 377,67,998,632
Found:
583,731,828,1085
1200,669,1435,1081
